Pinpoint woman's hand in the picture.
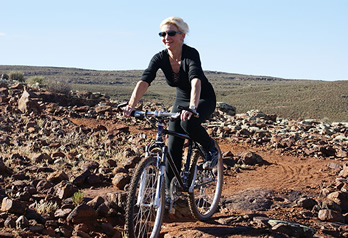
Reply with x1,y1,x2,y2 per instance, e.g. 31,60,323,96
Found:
123,105,134,117
181,110,193,121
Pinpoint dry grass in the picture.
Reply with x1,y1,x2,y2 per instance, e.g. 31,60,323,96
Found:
1,65,347,122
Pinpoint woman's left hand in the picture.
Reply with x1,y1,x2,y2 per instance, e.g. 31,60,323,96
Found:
181,110,193,121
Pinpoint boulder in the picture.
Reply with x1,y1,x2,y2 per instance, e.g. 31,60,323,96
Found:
18,89,41,114
66,204,97,226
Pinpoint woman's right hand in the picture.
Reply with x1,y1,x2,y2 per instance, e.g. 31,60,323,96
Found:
123,105,134,117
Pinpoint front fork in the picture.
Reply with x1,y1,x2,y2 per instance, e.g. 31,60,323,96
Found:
153,146,167,209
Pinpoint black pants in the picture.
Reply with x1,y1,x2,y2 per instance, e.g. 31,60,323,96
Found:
166,97,216,191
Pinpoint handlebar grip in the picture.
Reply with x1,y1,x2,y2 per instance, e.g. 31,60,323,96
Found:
177,105,199,118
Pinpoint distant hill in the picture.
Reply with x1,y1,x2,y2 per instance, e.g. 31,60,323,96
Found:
1,65,347,122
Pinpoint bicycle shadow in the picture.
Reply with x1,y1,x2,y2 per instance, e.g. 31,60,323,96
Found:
161,212,264,237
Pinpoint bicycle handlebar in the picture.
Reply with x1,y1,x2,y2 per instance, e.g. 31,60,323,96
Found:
117,102,199,119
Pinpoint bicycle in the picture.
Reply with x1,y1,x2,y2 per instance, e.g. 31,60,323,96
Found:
119,103,223,238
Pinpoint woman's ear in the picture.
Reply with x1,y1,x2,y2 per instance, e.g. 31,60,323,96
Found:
181,33,186,42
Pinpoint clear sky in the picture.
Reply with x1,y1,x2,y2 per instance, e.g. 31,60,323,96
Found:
1,0,347,81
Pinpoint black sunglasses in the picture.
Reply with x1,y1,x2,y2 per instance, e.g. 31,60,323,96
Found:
158,30,182,37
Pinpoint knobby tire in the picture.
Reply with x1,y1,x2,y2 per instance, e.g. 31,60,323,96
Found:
125,156,165,238
188,140,223,220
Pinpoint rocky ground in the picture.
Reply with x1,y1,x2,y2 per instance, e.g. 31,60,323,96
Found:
0,80,348,237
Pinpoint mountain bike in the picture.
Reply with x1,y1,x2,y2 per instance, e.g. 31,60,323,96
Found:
119,103,223,238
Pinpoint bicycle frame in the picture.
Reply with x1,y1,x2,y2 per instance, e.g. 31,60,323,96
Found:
145,116,198,195
124,104,223,237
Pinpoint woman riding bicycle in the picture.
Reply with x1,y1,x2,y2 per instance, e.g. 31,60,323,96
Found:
123,16,219,195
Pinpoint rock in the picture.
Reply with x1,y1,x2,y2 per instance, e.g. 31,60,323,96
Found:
216,102,236,116
1,198,26,214
318,209,344,222
72,223,90,235
106,159,117,167
15,215,29,229
55,181,78,199
0,136,11,146
0,232,14,237
95,105,111,114
122,156,141,170
28,223,45,233
327,191,348,212
223,157,235,167
82,161,99,171
96,203,109,217
112,173,130,190
319,145,336,157
47,171,69,184
54,208,72,219
86,196,105,209
0,159,12,176
339,164,348,178
105,192,128,211
73,170,91,186
268,219,316,237
4,216,16,228
223,188,274,211
296,197,318,210
32,153,52,163
66,204,97,226
36,180,54,192
51,151,66,159
328,162,343,170
18,89,41,114
100,222,115,236
86,174,103,186
236,151,264,165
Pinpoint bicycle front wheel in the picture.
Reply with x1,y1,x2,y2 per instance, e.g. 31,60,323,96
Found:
125,156,165,238
188,140,223,220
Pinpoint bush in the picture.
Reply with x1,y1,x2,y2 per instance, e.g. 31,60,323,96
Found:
1,74,9,80
45,78,72,95
9,71,24,82
72,191,84,205
26,76,44,86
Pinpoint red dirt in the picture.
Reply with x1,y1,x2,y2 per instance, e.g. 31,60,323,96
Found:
73,118,338,237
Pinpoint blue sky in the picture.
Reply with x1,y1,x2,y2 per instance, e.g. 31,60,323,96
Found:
1,0,347,81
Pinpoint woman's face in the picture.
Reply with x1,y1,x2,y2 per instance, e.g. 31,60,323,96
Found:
160,24,185,51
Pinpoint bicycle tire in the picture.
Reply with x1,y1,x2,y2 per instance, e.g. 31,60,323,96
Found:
125,156,165,238
188,140,223,220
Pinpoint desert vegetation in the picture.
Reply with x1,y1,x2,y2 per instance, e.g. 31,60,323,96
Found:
1,65,347,122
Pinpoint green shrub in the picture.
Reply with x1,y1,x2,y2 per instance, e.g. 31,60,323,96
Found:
26,76,44,86
45,78,72,95
9,71,24,82
72,191,84,205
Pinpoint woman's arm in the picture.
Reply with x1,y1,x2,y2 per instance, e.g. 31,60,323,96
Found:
190,78,201,108
181,78,201,121
124,80,149,116
129,81,149,108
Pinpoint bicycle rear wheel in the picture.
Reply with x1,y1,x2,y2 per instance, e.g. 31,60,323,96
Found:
125,156,165,238
188,140,223,220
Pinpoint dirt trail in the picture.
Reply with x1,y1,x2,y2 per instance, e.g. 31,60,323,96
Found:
158,141,332,237
74,118,336,237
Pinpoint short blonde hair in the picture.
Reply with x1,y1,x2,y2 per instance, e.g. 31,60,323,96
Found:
160,17,189,34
